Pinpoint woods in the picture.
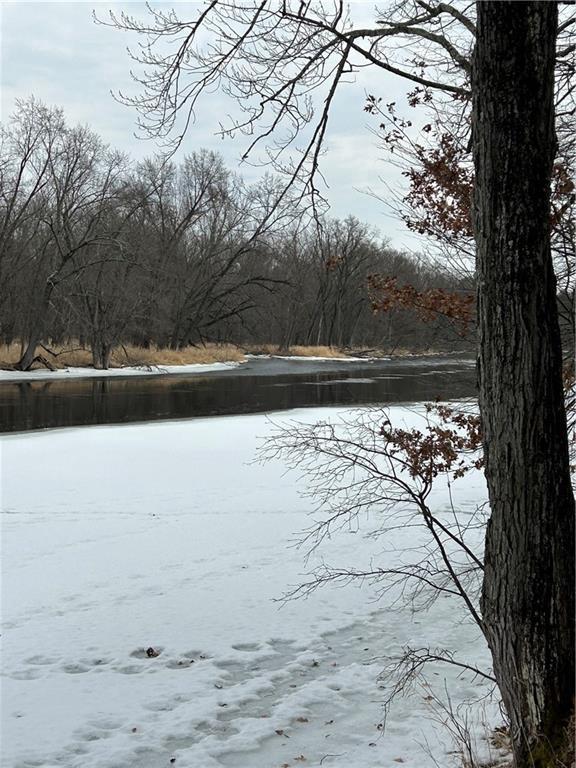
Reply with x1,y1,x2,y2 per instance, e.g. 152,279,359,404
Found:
0,99,470,369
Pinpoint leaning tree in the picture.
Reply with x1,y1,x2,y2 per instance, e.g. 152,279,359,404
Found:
105,2,575,764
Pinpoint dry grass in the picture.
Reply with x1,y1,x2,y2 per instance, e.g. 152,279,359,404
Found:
245,343,351,358
115,343,245,367
289,345,352,358
0,342,245,370
245,344,456,358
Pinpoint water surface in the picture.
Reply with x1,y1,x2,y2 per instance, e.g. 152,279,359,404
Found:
0,356,476,433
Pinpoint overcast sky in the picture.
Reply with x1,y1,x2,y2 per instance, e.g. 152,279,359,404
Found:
1,1,424,248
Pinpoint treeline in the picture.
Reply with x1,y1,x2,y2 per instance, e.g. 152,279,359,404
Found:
0,99,470,370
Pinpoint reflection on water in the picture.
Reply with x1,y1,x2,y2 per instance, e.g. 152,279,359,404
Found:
0,357,476,433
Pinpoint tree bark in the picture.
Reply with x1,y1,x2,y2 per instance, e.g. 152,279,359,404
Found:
17,286,54,371
91,341,112,370
473,3,575,766
17,331,42,371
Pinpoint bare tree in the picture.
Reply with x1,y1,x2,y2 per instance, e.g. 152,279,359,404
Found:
263,405,484,619
0,99,131,369
0,100,65,350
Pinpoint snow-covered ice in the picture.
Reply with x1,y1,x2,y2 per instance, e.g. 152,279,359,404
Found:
1,407,501,768
0,355,381,382
0,361,244,383
267,356,385,363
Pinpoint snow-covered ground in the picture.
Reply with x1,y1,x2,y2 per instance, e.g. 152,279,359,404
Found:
265,355,383,363
0,361,244,383
0,356,380,382
1,407,501,768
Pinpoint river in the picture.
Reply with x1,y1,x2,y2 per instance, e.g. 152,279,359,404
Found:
0,355,476,432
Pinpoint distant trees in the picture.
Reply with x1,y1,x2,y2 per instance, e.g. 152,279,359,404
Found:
0,99,131,369
0,99,469,369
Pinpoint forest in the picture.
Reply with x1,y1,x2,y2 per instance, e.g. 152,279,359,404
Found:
0,99,474,371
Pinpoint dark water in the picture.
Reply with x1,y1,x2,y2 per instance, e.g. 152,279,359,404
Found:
0,356,477,433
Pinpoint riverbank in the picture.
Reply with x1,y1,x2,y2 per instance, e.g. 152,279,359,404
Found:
0,360,247,382
0,342,470,381
0,342,245,372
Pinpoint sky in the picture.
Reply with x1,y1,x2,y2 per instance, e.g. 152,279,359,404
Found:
1,1,424,248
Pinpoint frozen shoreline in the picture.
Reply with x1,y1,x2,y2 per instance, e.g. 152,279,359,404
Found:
0,355,378,383
1,406,500,768
0,360,246,382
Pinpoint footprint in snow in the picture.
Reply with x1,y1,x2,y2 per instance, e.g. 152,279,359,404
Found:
231,642,261,652
129,646,165,659
24,654,60,666
9,669,43,680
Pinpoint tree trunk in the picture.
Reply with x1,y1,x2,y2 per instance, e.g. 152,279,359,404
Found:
92,341,112,370
17,331,42,371
17,280,56,371
18,310,48,371
472,4,575,766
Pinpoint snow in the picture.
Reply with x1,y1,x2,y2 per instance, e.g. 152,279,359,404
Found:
1,407,503,768
268,355,385,362
0,355,378,382
0,361,244,383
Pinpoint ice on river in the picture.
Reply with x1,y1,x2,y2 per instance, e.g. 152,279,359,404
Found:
0,360,244,383
1,407,501,768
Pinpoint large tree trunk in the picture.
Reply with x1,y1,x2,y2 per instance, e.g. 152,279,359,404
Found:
473,4,575,766
91,340,112,370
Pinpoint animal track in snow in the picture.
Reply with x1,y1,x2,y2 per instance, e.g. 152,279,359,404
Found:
230,642,261,652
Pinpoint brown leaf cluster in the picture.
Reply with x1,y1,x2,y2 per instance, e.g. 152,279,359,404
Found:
380,403,483,482
324,255,344,271
368,275,474,333
550,162,575,228
402,133,473,241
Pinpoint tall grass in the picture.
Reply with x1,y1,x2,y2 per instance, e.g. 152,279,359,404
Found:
0,342,245,369
245,344,351,358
